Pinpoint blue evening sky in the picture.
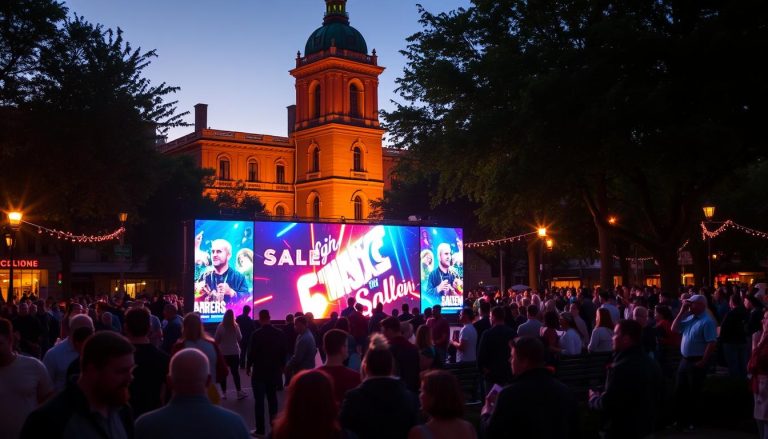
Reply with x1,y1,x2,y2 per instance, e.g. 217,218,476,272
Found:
62,0,471,141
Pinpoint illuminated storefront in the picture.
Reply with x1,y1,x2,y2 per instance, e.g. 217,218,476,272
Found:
0,259,49,301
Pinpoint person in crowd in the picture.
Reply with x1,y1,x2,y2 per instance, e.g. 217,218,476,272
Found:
482,336,579,438
453,307,478,363
428,305,450,366
720,294,749,379
43,313,94,392
21,332,135,439
172,312,226,404
599,290,621,325
13,301,43,357
215,309,246,399
124,307,169,417
749,309,768,439
415,324,438,371
135,348,249,439
318,328,361,405
286,315,317,374
247,309,287,438
558,312,582,356
0,318,53,438
478,306,516,388
368,302,388,334
589,319,664,439
631,306,657,357
236,305,257,369
399,303,413,322
35,300,55,356
411,307,426,328
335,317,358,368
408,370,477,439
341,297,356,318
382,316,420,392
569,302,589,348
516,304,542,338
272,370,354,439
746,295,765,337
282,313,297,386
654,304,680,348
671,294,718,432
349,303,369,355
63,322,94,386
540,310,562,355
59,302,84,340
473,301,492,348
579,290,598,334
339,334,419,439
161,303,183,353
589,308,614,353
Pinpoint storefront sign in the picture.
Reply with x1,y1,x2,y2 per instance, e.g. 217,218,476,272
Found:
0,259,39,268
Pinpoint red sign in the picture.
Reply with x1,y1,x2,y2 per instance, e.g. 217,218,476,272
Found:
0,260,39,268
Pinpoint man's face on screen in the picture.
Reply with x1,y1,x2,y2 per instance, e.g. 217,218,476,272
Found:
211,242,230,269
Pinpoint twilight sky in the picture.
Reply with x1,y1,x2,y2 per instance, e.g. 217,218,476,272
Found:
63,0,471,141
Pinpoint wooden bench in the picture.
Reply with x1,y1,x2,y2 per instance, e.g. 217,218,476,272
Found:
555,352,613,401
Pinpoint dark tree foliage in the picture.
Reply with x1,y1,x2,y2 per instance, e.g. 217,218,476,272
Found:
384,0,768,292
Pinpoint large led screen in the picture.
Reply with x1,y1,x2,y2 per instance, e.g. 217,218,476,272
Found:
193,220,254,323
251,222,420,319
419,227,464,314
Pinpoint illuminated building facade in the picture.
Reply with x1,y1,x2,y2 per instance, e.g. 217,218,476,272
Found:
159,0,396,221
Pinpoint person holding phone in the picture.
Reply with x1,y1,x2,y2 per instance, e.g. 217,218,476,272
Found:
670,294,717,432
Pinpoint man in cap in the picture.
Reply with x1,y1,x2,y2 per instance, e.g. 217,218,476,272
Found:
670,293,717,432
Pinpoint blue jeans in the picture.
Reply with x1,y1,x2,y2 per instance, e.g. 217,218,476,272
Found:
252,379,278,434
722,343,748,379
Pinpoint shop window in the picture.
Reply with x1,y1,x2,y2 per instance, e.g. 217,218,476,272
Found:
276,165,286,184
219,158,231,180
247,160,259,182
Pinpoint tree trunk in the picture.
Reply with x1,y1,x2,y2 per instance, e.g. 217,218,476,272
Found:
527,239,538,290
616,239,631,287
655,246,681,295
597,223,614,290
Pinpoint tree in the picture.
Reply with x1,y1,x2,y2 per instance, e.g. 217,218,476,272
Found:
0,13,188,295
384,0,768,292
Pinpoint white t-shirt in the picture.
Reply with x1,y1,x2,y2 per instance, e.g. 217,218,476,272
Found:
588,326,614,353
0,355,53,438
43,337,78,391
560,328,583,356
457,324,477,362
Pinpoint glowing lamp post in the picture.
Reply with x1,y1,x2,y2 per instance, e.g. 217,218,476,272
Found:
536,227,547,289
118,212,128,296
703,205,715,288
6,211,23,303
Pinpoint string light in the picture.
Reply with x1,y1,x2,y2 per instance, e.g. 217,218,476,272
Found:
701,220,768,240
23,220,125,243
465,230,541,248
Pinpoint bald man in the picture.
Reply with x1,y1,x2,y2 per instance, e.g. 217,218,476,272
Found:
135,348,249,439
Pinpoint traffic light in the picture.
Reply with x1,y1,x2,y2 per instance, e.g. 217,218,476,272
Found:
57,272,62,285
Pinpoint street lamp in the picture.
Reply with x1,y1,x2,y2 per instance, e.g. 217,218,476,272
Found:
6,211,23,304
538,227,547,237
118,212,128,296
703,205,715,288
536,227,547,290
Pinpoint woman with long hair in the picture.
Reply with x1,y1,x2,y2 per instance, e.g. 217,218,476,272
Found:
172,312,227,404
415,324,437,372
271,370,352,439
408,370,477,439
540,310,562,354
749,309,768,438
215,309,244,399
588,308,614,353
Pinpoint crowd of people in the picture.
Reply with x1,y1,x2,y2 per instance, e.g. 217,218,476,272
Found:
0,281,767,438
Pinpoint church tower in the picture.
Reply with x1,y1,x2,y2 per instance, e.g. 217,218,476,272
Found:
290,0,385,221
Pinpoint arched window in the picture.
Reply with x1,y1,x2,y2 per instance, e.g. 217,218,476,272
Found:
349,83,360,118
219,157,231,180
311,147,320,172
313,85,321,118
312,196,321,220
275,205,286,217
353,146,363,172
276,164,286,184
247,160,259,182
353,196,363,220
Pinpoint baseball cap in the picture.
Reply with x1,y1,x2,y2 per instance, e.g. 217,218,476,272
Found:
685,294,707,305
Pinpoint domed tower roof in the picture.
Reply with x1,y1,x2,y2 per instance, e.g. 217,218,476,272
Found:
305,0,368,56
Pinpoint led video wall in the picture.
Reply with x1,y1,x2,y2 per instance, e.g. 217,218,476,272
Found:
191,220,463,323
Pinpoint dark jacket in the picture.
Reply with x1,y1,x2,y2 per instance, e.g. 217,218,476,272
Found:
248,324,287,383
20,381,133,439
473,317,492,349
720,305,747,344
483,368,579,439
589,345,664,439
477,324,516,385
339,377,418,439
388,336,421,392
